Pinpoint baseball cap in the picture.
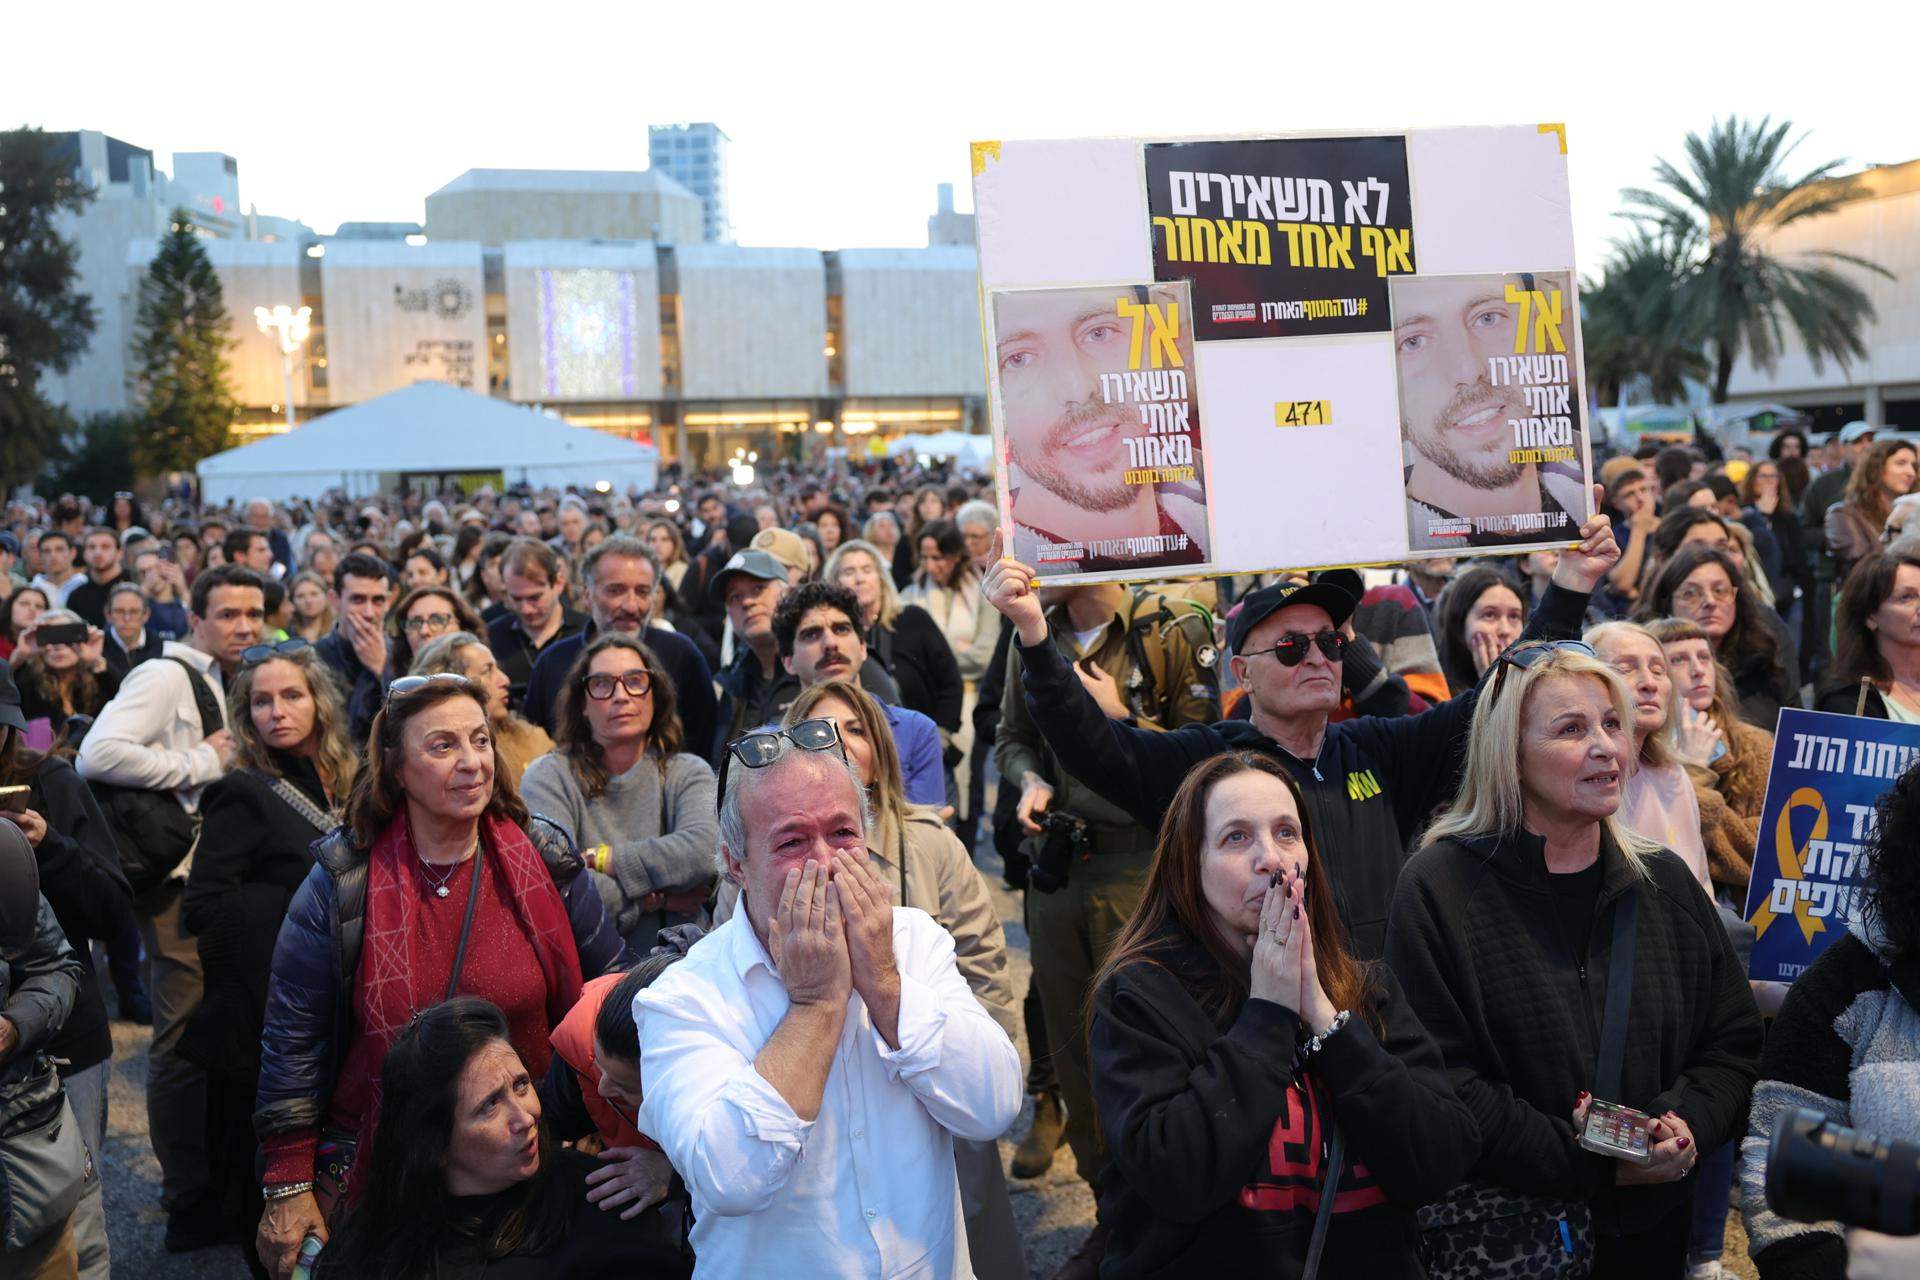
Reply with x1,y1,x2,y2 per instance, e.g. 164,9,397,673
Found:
0,658,27,733
1839,420,1877,443
0,532,18,556
709,549,789,604
750,528,810,579
1226,578,1358,653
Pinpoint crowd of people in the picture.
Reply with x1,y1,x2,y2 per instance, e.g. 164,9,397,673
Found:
0,422,1916,1279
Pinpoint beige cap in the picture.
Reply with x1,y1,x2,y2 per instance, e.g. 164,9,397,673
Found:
750,527,810,578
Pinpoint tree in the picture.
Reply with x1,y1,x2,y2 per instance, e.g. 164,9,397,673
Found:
0,127,96,490
131,211,236,475
1580,227,1709,406
1622,115,1888,403
46,411,139,499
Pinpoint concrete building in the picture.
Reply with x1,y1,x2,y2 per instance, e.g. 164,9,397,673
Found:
927,183,975,247
648,123,731,243
424,169,703,245
1726,157,1920,432
38,131,306,419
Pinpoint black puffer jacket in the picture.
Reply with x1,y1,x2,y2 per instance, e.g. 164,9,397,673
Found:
252,814,628,1140
1385,827,1762,1232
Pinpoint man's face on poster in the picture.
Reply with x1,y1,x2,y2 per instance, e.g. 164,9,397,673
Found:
1394,275,1530,491
995,288,1143,515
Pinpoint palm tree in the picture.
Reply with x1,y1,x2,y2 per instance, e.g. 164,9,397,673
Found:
1581,227,1708,406
1621,115,1888,403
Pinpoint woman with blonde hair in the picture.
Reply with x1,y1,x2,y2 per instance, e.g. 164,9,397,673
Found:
410,631,553,789
184,637,358,1262
1584,621,1715,896
1642,616,1769,896
711,678,1022,1277
287,570,335,643
1387,640,1760,1277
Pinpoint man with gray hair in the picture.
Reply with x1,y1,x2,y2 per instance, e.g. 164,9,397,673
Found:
638,728,1021,1278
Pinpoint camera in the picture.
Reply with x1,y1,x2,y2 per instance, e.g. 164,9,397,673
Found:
1766,1107,1920,1235
1029,810,1090,894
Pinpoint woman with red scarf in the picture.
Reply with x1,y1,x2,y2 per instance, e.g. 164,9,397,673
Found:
251,673,627,1280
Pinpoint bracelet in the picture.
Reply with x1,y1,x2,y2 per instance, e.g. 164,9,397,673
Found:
586,844,611,875
1303,1010,1350,1058
263,1180,315,1201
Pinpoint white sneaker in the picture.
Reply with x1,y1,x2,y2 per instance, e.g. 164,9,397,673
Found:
1686,1262,1725,1280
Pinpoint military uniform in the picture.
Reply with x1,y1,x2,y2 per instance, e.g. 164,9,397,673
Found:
995,587,1218,1193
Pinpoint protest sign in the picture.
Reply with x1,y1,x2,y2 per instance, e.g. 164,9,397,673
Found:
971,125,1591,584
1742,708,1920,983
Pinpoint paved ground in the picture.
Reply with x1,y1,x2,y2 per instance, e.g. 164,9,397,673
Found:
96,837,1756,1279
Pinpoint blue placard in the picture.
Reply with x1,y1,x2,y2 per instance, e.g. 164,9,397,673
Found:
1743,708,1920,983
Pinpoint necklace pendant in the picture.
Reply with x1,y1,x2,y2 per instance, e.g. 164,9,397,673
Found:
436,885,451,898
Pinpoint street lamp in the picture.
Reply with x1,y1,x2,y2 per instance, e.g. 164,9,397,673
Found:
254,304,312,432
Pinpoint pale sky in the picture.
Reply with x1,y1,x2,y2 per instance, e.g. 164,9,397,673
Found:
6,2,1909,275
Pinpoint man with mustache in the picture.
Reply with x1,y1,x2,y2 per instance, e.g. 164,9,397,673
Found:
1394,272,1586,551
994,285,1208,575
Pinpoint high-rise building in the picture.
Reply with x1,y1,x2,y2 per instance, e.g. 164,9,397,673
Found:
927,183,975,247
647,123,731,243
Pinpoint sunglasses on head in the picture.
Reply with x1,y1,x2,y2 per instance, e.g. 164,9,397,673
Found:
1488,639,1597,703
240,637,311,668
1241,629,1348,667
385,671,471,708
718,717,846,796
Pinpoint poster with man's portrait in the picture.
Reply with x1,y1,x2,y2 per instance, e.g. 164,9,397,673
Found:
1392,269,1589,551
990,281,1212,578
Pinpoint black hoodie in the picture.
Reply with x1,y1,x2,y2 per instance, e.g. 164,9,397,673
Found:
1091,925,1479,1278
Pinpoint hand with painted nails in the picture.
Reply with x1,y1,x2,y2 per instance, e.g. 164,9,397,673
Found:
1248,869,1337,1030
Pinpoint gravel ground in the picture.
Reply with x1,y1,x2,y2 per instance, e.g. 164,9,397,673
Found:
95,834,1755,1280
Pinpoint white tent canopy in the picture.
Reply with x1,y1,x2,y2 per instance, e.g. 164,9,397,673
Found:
197,382,659,504
885,430,993,469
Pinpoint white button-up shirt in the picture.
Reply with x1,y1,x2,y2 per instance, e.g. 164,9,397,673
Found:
638,907,1022,1279
75,640,228,813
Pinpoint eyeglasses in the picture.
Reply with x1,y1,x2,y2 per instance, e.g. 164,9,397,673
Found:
403,612,455,634
240,637,311,667
1241,630,1348,667
585,670,652,700
1674,583,1736,606
718,717,846,796
1489,639,1598,704
385,671,471,707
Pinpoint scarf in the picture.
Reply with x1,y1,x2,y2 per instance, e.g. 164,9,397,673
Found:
349,809,583,1194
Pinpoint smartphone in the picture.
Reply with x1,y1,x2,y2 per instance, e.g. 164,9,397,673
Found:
35,622,88,647
157,544,176,563
0,785,31,813
1578,1099,1654,1165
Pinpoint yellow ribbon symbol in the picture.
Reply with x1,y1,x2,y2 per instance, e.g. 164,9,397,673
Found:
1749,786,1829,945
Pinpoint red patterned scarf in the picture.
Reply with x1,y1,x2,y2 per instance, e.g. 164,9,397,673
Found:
348,809,583,1194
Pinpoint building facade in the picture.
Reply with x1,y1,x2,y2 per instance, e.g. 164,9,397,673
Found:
647,123,731,244
1725,158,1920,432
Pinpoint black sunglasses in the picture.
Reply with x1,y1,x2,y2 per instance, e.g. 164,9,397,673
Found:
240,637,311,667
1489,639,1598,703
385,671,471,708
1241,629,1347,667
717,717,846,797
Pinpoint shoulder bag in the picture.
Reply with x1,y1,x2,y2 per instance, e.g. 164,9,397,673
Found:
93,654,226,896
0,1056,88,1251
1416,889,1640,1280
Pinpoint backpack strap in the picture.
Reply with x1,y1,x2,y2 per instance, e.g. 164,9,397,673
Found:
1594,887,1640,1100
161,655,225,739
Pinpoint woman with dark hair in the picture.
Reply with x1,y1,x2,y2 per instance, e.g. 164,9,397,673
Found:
1818,550,1920,719
1,584,50,661
826,539,965,762
253,675,625,1279
402,545,452,592
1826,439,1919,583
1638,544,1796,729
10,607,119,737
315,996,691,1279
1776,455,1812,513
519,635,717,951
108,490,146,535
386,584,484,679
1740,458,1808,610
1435,566,1527,697
1766,428,1807,463
1740,757,1920,1277
184,639,358,1268
1390,641,1760,1276
813,503,852,558
892,484,949,588
450,522,487,595
1089,750,1477,1277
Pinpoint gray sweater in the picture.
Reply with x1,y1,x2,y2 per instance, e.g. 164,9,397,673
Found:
519,750,719,924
